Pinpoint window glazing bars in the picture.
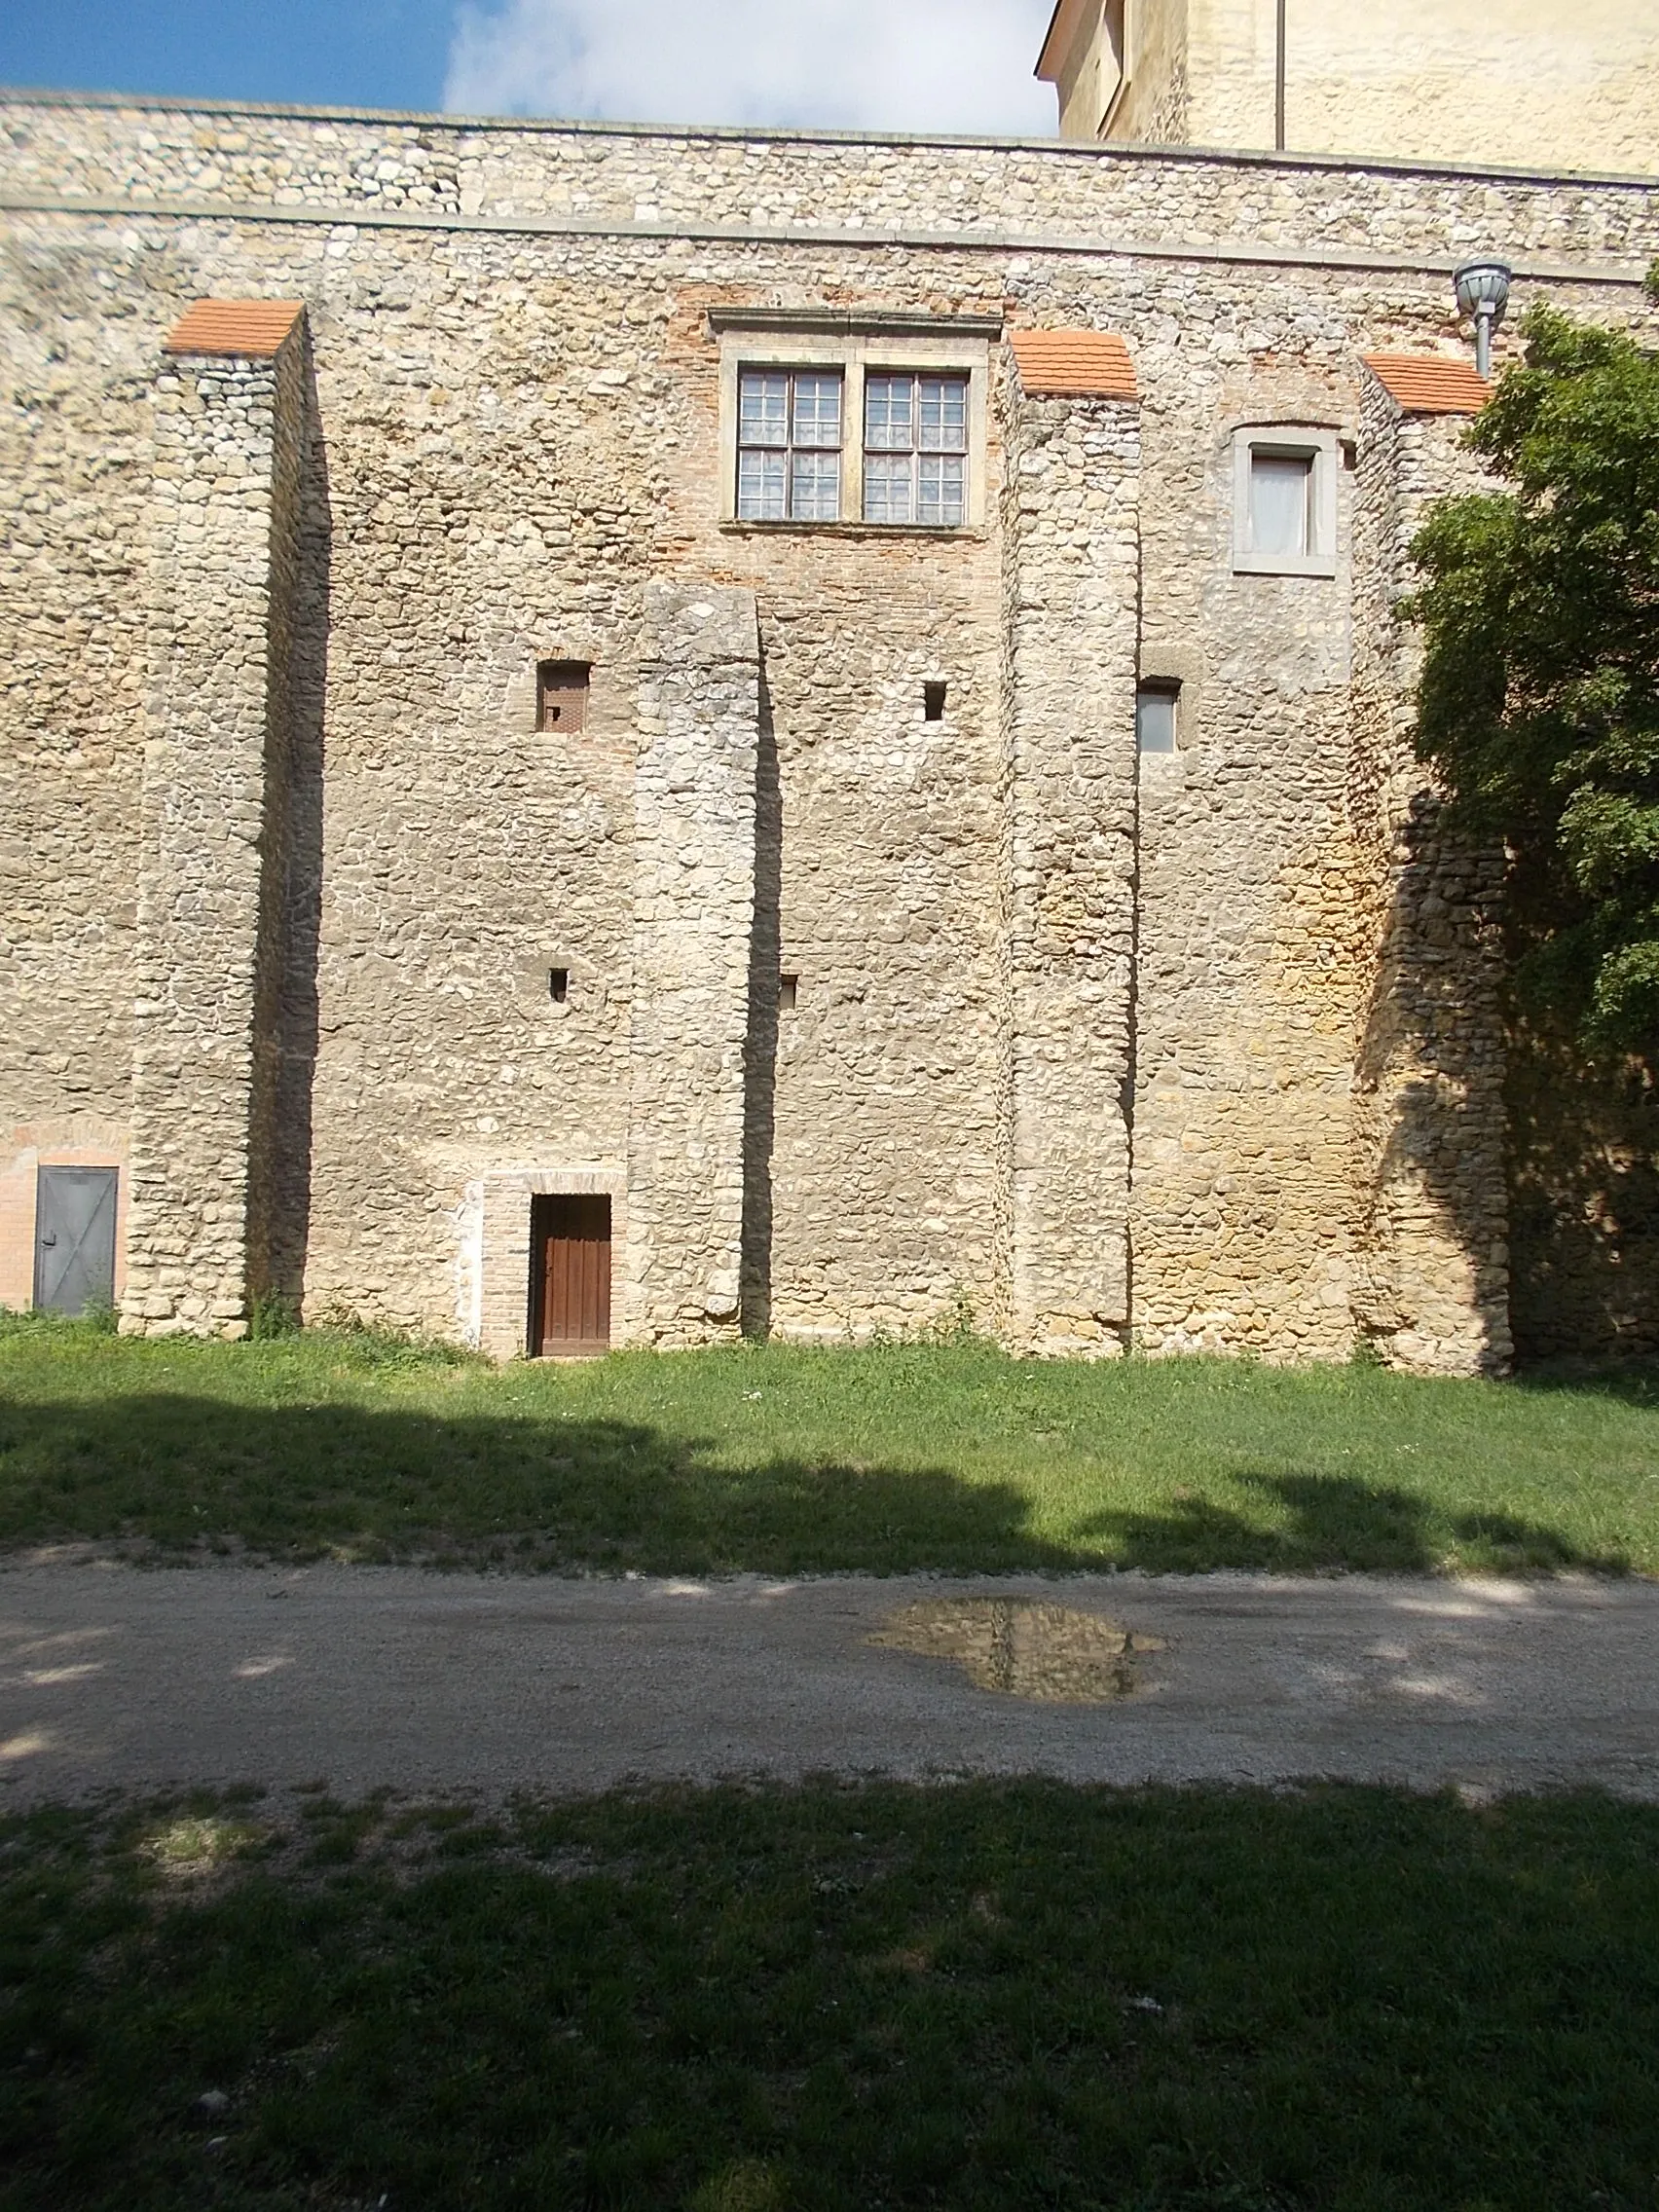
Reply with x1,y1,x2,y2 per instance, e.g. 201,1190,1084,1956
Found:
738,369,843,521
865,374,968,526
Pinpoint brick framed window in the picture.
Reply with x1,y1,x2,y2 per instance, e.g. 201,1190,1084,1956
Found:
736,369,843,521
713,310,998,534
863,373,969,526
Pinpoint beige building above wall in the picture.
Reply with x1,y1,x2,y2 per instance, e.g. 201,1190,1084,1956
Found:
1037,0,1659,173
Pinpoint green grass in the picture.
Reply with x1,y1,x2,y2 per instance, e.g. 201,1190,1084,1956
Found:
3,1778,1657,2210
1,1315,1657,1574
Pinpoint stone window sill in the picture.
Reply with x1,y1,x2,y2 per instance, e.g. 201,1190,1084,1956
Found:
719,520,983,542
1231,553,1339,579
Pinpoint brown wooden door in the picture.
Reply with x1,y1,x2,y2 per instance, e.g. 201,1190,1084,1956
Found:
531,1195,611,1357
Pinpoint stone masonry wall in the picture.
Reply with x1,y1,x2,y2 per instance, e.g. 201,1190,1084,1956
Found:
0,200,149,1305
624,582,759,1346
999,375,1141,1353
6,92,1659,271
1346,381,1511,1375
1178,0,1659,179
120,327,305,1338
4,98,1658,1358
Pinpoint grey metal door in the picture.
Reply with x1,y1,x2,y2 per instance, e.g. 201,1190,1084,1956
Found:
34,1166,118,1315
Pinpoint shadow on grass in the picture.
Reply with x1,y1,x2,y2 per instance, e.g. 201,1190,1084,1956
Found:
0,1385,1632,1575
1513,1356,1659,1410
1082,1468,1632,1575
6,1779,1659,2212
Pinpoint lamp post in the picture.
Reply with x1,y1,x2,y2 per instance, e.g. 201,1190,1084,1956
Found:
1455,259,1512,380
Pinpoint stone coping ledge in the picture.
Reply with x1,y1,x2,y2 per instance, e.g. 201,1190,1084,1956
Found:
4,82,1659,194
0,189,1648,291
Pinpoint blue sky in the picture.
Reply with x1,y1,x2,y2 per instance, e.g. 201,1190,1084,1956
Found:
0,0,1057,132
0,0,455,114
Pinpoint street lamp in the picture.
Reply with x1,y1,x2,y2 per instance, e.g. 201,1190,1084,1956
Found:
1455,259,1512,379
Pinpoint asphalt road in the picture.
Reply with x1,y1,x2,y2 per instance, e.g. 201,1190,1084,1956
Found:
2,1565,1655,1803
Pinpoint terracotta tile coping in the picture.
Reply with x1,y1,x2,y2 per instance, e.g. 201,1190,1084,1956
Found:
1362,350,1490,415
1010,329,1139,400
163,299,306,357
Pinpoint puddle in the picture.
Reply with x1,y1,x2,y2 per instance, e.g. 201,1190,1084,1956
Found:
869,1599,1165,1704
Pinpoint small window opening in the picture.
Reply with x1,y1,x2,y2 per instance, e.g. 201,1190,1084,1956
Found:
536,660,589,733
1136,682,1180,756
1247,450,1315,560
923,682,947,722
778,973,798,1013
548,968,569,1004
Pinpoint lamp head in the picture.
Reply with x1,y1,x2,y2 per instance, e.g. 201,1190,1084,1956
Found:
1455,259,1512,324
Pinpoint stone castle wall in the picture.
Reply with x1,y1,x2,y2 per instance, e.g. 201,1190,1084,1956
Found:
1048,0,1659,178
3,94,1657,1364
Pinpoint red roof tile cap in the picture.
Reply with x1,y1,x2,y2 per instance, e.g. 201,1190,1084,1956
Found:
1362,351,1490,416
1011,330,1139,401
163,300,306,358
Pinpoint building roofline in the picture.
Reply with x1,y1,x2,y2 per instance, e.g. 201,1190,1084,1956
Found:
1035,0,1088,84
3,82,1659,195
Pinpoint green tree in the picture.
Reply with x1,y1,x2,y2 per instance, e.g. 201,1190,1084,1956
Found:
1408,274,1659,1056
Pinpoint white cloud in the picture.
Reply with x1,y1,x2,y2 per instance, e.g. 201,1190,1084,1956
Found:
444,0,1059,136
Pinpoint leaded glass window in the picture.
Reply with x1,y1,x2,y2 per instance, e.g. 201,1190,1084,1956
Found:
737,369,843,521
864,373,968,525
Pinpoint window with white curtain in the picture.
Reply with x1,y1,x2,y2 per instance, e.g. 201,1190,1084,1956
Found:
1248,452,1314,558
864,373,969,526
1231,427,1339,577
736,369,843,521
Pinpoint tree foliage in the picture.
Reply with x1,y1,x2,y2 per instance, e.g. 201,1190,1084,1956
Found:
1409,275,1659,1056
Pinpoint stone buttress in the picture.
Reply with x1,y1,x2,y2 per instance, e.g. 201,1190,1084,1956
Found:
1347,355,1512,1374
623,581,763,1346
998,334,1143,1353
120,301,307,1339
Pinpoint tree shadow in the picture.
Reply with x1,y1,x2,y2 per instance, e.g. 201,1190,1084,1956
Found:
1511,1358,1659,1410
1349,791,1511,1372
0,1388,1633,1576
1078,1467,1630,1576
1507,1020,1659,1366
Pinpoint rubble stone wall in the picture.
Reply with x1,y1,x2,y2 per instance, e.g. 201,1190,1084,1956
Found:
5,91,1659,270
121,333,305,1338
999,377,1141,1353
624,581,760,1346
3,96,1656,1363
1347,383,1511,1375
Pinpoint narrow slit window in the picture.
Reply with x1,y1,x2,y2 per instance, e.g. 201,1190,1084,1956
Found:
864,373,969,526
778,973,798,1013
923,682,947,721
1136,682,1180,755
536,661,589,733
548,968,569,1004
737,369,843,521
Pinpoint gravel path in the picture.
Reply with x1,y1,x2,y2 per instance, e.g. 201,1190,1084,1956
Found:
2,1564,1655,1804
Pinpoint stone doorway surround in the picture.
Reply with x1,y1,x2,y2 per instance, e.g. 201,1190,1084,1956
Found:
462,1166,628,1362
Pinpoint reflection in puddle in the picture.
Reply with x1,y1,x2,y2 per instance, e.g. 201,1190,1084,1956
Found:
870,1599,1165,1703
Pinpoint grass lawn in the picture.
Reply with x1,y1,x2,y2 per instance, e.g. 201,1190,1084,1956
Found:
3,1778,1656,2211
0,1315,1656,1574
